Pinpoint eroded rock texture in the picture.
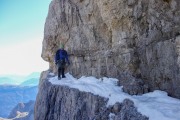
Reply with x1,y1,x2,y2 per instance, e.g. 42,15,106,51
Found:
41,0,180,98
34,71,148,120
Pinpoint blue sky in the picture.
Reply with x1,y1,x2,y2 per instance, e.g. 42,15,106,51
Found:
0,0,52,75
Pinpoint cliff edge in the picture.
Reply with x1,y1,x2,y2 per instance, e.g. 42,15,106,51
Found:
34,71,180,120
34,0,180,119
35,71,148,120
41,0,180,98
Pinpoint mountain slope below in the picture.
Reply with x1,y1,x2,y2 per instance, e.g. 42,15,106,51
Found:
0,85,37,118
35,72,180,120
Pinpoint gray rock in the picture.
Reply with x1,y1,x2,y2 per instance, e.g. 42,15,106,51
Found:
127,0,136,6
34,72,148,120
41,0,180,98
34,74,109,120
114,99,148,120
118,72,149,95
112,102,121,114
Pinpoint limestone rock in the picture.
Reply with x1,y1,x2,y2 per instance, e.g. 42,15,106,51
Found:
114,99,148,120
35,73,109,120
119,72,149,95
42,0,180,98
34,72,148,120
112,102,121,114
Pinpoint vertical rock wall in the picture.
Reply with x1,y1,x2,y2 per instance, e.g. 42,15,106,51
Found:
41,0,180,98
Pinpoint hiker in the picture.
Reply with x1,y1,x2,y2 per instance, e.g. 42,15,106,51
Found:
55,44,70,80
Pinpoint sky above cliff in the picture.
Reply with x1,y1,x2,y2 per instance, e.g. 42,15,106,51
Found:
0,0,52,75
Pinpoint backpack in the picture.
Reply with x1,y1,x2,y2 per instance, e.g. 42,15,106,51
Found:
59,49,67,60
56,49,67,68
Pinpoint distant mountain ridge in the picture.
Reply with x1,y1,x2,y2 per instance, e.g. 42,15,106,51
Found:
0,72,40,118
0,72,40,85
0,85,38,118
8,100,35,120
20,78,39,86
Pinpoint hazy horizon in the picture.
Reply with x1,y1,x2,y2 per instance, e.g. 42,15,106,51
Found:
0,0,52,75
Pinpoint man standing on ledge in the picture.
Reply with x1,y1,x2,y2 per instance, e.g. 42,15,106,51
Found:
55,44,70,80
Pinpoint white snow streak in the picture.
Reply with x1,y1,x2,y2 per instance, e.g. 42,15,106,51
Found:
49,73,180,120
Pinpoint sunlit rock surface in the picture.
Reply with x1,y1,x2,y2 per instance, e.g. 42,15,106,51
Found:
42,0,180,98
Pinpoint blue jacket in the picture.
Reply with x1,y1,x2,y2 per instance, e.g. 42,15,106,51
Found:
55,49,70,64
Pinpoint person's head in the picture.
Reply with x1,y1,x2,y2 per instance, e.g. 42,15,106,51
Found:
59,44,64,49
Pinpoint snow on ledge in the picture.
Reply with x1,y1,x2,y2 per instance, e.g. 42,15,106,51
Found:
49,73,180,120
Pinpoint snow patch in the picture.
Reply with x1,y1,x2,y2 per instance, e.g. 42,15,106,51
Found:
109,113,115,120
49,73,180,120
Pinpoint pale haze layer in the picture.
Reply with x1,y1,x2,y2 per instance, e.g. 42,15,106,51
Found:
0,39,47,75
0,0,52,75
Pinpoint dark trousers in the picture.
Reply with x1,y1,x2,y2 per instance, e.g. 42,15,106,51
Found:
58,67,65,78
57,59,66,79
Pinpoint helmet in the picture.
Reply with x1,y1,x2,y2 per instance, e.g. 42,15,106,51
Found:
60,44,64,49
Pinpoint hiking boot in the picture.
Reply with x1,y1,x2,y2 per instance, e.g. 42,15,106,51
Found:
62,76,66,78
58,77,61,80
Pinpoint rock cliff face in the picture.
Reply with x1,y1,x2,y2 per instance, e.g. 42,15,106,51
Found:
34,71,148,120
42,0,180,97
